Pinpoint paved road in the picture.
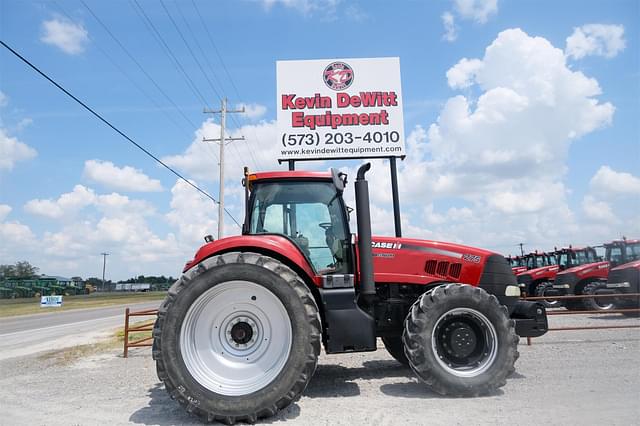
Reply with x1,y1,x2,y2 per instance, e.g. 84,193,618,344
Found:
0,300,161,361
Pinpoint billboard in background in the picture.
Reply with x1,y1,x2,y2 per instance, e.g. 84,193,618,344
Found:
277,57,405,161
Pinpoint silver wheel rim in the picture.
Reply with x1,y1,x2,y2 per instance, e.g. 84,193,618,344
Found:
537,284,560,307
431,307,499,378
180,280,292,396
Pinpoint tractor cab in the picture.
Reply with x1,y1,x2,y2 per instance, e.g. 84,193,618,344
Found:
244,169,352,275
556,247,599,270
525,252,555,269
604,239,640,268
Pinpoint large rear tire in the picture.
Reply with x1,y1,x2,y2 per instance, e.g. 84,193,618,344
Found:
153,252,321,424
382,336,409,366
581,281,614,311
403,284,519,396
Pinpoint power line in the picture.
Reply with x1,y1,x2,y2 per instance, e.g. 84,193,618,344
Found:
80,0,221,178
190,0,263,170
0,39,241,228
165,0,250,171
160,0,223,103
70,0,197,134
131,0,211,109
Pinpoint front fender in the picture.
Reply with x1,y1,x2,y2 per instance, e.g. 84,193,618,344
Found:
183,235,319,287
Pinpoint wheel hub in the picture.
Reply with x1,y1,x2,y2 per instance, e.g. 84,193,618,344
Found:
432,308,498,378
226,316,258,348
447,322,477,358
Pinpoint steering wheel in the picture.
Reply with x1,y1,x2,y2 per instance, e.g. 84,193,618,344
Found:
319,222,332,230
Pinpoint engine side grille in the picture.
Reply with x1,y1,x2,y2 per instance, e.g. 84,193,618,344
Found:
425,260,437,275
425,259,462,280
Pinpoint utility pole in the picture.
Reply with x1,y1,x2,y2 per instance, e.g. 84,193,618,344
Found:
100,252,109,292
203,98,244,239
518,243,525,257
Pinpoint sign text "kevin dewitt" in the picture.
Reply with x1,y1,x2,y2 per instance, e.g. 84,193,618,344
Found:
281,91,398,130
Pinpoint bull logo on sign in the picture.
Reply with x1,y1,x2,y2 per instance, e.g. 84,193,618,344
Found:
323,61,354,90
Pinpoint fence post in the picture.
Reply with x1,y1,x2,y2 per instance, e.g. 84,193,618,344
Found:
124,307,130,358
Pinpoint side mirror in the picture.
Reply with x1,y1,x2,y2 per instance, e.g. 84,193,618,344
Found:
331,168,345,194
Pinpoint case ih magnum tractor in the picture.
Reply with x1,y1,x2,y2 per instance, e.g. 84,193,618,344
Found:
507,255,526,274
517,247,599,308
553,239,640,311
607,259,640,316
152,164,548,423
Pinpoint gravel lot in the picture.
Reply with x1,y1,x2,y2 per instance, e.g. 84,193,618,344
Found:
1,313,638,426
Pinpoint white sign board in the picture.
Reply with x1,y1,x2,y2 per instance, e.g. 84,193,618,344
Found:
277,57,405,161
41,295,63,307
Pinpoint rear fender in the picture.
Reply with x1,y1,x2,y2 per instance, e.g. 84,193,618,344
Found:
183,235,320,288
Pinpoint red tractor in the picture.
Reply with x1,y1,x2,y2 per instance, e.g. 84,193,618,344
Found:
517,247,599,308
507,255,526,274
152,164,548,423
552,239,640,311
607,259,640,316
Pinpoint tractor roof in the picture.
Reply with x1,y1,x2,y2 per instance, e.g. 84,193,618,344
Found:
249,171,332,182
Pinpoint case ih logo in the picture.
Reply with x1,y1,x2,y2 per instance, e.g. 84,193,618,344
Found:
323,62,354,90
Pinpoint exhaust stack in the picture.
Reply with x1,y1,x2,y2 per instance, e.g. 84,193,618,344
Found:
355,163,375,301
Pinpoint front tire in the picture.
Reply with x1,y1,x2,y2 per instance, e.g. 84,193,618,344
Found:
382,336,409,366
534,282,562,308
582,281,614,311
153,252,321,424
403,284,519,396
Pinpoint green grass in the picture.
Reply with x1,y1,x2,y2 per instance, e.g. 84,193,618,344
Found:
0,291,166,318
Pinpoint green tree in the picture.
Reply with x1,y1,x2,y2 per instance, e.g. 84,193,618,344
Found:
0,261,38,279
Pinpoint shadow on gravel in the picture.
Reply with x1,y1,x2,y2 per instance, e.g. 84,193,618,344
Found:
129,383,302,425
304,360,412,398
380,382,505,399
129,383,199,425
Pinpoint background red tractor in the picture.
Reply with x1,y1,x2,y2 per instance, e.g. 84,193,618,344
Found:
517,246,599,308
552,239,640,311
607,259,640,316
152,164,548,423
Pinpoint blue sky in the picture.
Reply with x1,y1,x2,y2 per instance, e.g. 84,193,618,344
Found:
1,0,638,280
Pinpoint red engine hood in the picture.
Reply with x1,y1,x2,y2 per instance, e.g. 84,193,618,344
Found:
367,236,497,285
558,261,609,277
611,259,640,271
518,265,560,278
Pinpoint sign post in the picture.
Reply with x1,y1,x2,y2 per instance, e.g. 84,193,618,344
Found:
276,57,405,236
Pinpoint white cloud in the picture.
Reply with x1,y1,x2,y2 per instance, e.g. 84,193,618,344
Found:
162,118,282,184
566,24,626,60
25,185,96,219
83,160,163,192
365,28,618,253
0,204,11,221
261,0,340,16
237,103,267,120
446,58,483,89
0,91,7,107
453,0,498,24
40,16,89,55
582,195,618,222
0,128,37,171
166,179,221,246
589,165,640,196
442,12,457,42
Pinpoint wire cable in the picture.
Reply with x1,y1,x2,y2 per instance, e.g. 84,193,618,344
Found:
0,39,241,228
131,0,211,109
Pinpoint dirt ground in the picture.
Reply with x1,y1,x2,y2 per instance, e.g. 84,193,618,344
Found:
1,314,638,426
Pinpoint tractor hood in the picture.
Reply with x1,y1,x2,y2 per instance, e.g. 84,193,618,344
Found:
518,265,560,278
558,260,609,278
611,259,640,271
367,236,502,286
